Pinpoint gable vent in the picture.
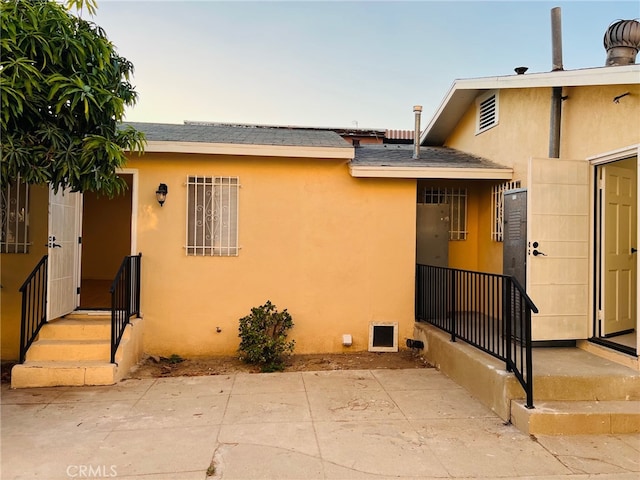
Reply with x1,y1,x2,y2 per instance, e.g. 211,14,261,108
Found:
476,91,499,134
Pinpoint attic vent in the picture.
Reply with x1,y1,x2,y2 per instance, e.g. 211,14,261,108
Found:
476,91,499,134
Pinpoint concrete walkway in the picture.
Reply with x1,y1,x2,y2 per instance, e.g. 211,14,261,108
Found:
1,368,638,479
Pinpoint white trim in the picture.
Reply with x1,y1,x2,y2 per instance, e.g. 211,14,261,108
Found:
349,165,512,180
422,65,640,145
144,140,354,160
587,144,640,165
454,65,640,90
588,146,639,353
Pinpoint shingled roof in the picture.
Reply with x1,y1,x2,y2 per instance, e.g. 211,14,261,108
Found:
125,122,350,148
350,144,512,179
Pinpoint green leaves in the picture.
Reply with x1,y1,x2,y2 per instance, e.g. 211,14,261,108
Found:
238,301,296,372
0,0,145,196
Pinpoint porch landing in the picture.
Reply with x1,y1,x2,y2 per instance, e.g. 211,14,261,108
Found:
11,313,144,388
413,322,640,435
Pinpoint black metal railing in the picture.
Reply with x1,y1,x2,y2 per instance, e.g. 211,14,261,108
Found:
110,254,141,363
19,255,48,363
416,264,538,408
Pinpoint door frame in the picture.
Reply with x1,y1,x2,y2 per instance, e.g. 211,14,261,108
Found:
589,144,639,354
47,168,139,315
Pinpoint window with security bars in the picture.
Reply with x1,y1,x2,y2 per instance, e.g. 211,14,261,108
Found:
1,177,30,253
491,180,521,241
418,187,467,240
186,176,239,256
476,90,499,134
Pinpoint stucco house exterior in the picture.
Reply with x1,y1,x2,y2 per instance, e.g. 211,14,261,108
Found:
3,124,412,385
410,63,639,364
3,117,524,387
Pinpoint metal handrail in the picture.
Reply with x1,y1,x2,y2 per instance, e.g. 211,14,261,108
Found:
416,264,538,408
110,254,141,363
18,255,48,363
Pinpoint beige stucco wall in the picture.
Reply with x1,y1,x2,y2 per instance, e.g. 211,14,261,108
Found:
442,82,640,275
446,84,640,182
127,152,417,357
441,81,639,343
1,185,49,360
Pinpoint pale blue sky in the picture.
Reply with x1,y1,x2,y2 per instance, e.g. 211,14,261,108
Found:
92,1,639,130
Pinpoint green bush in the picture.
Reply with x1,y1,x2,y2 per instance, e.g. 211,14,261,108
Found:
238,301,295,372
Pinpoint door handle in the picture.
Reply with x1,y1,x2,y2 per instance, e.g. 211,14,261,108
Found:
46,236,62,248
632,247,638,254
532,249,547,256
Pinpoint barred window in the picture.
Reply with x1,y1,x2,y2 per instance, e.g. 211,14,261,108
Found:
491,180,521,241
186,176,239,256
418,187,467,240
1,177,30,253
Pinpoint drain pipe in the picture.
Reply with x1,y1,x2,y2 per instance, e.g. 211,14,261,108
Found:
549,7,563,158
412,105,422,160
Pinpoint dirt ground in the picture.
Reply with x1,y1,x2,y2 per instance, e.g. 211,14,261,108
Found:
127,350,432,379
0,350,431,384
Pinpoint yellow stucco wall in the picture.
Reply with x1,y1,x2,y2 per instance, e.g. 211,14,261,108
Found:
446,84,640,183
1,185,49,360
418,179,502,274
441,83,640,276
127,153,417,356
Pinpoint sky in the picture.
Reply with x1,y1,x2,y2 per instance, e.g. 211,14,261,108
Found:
89,1,640,130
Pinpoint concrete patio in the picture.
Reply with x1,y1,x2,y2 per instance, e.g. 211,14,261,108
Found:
1,368,639,479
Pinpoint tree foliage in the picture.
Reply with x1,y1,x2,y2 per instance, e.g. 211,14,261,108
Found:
0,0,145,195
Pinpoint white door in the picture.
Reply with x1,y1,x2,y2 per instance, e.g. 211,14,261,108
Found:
527,157,590,340
47,187,81,320
602,164,637,336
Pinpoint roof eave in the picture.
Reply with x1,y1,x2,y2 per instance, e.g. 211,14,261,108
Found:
140,140,354,159
349,165,513,180
422,65,640,146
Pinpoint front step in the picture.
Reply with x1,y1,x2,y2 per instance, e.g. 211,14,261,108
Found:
511,399,640,435
413,323,640,436
11,361,116,388
27,339,111,361
38,316,110,340
11,314,144,389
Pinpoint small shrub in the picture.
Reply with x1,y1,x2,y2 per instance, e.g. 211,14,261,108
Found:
238,300,295,372
167,354,184,364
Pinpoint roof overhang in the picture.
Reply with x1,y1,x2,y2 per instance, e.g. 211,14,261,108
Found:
142,140,354,160
349,164,513,180
422,64,640,146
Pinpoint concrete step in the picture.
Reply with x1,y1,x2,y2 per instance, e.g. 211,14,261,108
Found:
11,361,116,388
38,318,110,341
26,339,110,362
531,348,640,402
511,399,640,435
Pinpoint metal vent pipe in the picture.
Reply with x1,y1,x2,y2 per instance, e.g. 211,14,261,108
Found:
413,105,422,160
549,7,563,158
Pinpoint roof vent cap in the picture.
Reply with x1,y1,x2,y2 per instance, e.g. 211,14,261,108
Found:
604,19,640,66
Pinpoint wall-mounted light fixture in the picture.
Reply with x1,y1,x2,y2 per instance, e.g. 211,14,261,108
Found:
613,92,630,104
155,183,168,207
